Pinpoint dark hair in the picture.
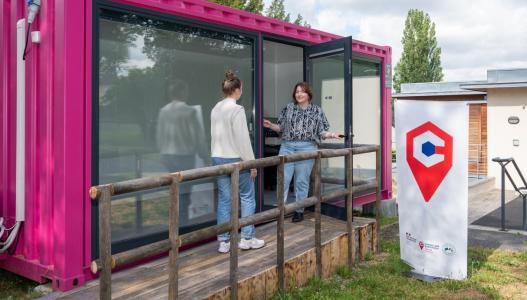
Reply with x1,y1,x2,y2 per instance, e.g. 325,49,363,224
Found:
222,70,242,96
167,79,189,101
292,82,313,103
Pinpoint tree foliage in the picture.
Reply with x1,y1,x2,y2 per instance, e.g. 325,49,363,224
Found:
393,9,443,93
266,0,290,22
244,0,264,14
208,0,264,14
208,0,308,26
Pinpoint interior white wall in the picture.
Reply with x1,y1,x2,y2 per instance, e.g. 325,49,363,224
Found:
263,41,302,119
353,76,381,178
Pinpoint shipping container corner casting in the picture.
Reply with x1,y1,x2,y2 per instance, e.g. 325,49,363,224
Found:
0,0,392,291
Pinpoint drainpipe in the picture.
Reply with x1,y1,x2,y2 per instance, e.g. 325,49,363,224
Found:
1,0,41,254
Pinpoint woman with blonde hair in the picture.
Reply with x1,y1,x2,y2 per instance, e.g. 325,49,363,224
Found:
264,82,341,222
211,71,265,253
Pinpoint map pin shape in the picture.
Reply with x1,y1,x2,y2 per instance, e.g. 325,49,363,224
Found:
406,122,453,202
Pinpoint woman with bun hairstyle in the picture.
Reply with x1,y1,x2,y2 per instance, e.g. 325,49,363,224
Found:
211,71,265,253
263,82,341,222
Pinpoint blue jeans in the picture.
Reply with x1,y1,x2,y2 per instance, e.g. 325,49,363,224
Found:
279,141,317,213
212,157,256,241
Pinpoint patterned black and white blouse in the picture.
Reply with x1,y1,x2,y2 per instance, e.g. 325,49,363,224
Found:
277,103,330,144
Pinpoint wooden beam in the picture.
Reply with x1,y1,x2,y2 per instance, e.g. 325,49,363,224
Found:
346,149,354,268
314,153,322,278
99,186,113,300
229,166,240,300
168,178,180,299
276,156,285,291
375,148,382,253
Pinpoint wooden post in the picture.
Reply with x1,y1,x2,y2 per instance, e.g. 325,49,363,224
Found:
375,147,382,254
168,178,179,300
135,153,143,233
313,152,322,278
276,156,285,291
230,166,240,300
99,186,113,300
346,149,354,268
359,226,368,261
371,222,378,254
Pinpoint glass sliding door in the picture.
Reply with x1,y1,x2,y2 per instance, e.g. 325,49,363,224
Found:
352,58,381,182
94,7,256,254
305,37,352,197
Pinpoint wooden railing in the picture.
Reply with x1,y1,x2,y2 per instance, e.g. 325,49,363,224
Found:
89,145,382,300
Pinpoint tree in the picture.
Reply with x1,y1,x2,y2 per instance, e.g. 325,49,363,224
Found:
208,0,246,10
266,0,290,22
208,0,264,14
293,14,310,28
209,0,308,26
393,9,443,93
244,0,264,14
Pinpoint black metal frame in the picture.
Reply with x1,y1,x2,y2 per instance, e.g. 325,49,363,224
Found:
303,37,356,219
351,53,384,191
92,0,260,259
260,36,306,211
91,2,389,259
492,157,527,231
304,36,353,147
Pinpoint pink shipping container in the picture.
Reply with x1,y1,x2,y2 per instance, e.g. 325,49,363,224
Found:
1,0,392,291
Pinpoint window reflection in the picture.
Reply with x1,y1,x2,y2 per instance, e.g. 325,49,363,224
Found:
97,9,254,245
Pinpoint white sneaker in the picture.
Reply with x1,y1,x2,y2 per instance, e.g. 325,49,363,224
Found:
218,241,230,253
238,238,265,250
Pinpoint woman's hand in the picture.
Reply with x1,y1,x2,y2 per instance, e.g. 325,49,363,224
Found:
250,168,257,178
325,132,344,139
263,119,273,128
263,119,280,133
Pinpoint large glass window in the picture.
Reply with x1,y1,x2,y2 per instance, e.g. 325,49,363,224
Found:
352,59,381,181
311,54,347,194
97,9,255,247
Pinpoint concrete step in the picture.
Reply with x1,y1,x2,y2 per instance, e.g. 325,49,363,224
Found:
468,177,495,196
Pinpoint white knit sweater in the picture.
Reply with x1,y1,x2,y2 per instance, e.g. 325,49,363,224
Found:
210,98,255,161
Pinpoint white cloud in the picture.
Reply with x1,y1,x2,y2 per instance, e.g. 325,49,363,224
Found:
265,0,527,81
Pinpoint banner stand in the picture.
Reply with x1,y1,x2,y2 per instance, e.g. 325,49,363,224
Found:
396,100,468,281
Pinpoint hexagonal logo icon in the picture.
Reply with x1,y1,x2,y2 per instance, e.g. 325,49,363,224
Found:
406,121,453,202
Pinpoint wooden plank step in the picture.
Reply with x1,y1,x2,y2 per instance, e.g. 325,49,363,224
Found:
57,214,378,300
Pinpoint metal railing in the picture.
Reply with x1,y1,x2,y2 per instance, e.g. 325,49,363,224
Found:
491,157,527,231
468,144,486,179
89,145,382,300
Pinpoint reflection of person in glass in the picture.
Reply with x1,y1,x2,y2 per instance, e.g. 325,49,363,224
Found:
211,71,265,253
263,82,342,223
157,79,208,224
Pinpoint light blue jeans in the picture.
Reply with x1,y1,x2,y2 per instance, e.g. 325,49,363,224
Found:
279,141,317,213
212,157,256,241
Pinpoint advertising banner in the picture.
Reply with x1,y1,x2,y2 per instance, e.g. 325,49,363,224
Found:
396,100,468,279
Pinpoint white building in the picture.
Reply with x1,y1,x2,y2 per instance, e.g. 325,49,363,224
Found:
462,69,527,190
394,68,527,190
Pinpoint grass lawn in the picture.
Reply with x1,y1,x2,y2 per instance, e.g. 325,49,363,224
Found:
2,220,526,299
0,269,42,300
271,223,527,300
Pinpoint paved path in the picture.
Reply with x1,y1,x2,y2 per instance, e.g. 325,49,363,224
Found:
468,187,527,251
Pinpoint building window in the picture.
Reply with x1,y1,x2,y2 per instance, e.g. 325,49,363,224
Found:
96,8,255,247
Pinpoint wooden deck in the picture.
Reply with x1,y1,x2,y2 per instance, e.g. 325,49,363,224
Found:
58,214,376,300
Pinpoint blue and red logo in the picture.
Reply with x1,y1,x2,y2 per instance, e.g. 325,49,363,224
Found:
406,122,453,202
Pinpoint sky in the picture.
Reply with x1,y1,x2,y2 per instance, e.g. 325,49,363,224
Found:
265,0,527,82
